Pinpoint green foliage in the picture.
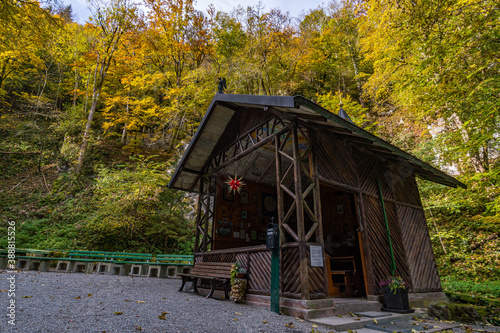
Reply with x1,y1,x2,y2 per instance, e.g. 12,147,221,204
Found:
83,157,194,253
0,0,498,303
442,277,500,301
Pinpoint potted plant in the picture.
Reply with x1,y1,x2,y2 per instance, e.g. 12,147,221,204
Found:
379,276,414,313
231,262,247,283
230,262,248,303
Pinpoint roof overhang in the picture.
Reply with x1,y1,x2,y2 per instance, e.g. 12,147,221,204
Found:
168,93,466,192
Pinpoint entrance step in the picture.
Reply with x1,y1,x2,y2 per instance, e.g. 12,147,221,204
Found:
245,295,382,319
310,311,416,331
312,310,461,333
366,320,433,333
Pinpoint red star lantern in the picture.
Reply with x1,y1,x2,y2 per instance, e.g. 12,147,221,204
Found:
226,174,245,194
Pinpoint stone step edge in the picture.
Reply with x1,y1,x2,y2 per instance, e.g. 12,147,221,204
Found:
311,312,417,331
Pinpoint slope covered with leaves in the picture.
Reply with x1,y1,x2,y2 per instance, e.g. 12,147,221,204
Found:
0,0,498,296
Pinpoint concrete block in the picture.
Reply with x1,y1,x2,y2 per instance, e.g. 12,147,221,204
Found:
39,260,51,272
409,292,449,308
179,265,192,275
130,264,148,276
97,262,112,274
73,262,89,273
166,266,177,278
148,265,160,278
16,258,30,270
56,260,74,272
0,257,8,269
85,262,97,274
28,260,42,271
111,264,131,276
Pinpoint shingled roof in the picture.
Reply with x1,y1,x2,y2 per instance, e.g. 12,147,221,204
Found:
168,93,466,191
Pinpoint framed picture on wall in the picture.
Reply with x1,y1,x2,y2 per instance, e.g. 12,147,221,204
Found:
240,191,249,204
262,193,277,216
251,194,258,204
241,210,247,219
223,189,234,201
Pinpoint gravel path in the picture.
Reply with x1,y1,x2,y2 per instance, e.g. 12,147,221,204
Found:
0,270,331,333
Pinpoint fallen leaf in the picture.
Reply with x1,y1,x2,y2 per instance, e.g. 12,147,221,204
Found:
373,319,378,323
354,318,361,321
136,300,145,303
114,312,123,315
88,294,93,297
285,322,295,328
162,297,167,299
158,312,168,320
235,312,242,315
312,324,318,328
349,312,355,317
233,318,238,321
299,319,304,322
125,300,131,302
22,296,33,298
262,321,267,324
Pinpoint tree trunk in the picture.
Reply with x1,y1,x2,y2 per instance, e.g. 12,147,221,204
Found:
75,54,102,175
121,98,129,145
74,90,100,174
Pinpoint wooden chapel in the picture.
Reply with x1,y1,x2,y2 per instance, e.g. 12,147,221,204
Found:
168,93,465,316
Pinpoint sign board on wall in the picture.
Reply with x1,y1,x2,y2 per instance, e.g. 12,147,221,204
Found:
310,245,324,267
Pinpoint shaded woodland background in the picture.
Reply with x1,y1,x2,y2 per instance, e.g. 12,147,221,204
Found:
0,0,498,298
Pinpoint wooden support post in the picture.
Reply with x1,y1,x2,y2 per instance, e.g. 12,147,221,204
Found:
202,176,211,252
194,179,204,253
275,135,285,297
310,143,328,295
292,123,310,300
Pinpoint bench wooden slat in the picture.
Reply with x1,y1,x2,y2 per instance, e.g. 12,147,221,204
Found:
178,261,234,300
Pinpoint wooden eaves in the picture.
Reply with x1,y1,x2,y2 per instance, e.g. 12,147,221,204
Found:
168,94,466,192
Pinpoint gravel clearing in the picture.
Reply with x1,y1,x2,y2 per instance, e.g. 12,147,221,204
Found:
0,270,331,333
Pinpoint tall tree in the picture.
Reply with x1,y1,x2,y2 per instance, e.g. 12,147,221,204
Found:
361,0,499,172
75,0,137,174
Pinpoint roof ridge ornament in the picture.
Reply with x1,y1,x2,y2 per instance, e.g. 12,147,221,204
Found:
218,77,227,94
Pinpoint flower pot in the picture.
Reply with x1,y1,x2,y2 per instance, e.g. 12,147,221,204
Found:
381,287,414,313
236,273,246,278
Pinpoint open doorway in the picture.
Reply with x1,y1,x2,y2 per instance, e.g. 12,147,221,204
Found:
321,184,366,297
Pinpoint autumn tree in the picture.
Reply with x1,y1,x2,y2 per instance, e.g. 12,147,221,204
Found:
361,0,499,172
75,0,137,174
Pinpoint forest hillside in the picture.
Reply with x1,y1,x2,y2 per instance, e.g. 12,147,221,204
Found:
0,0,498,303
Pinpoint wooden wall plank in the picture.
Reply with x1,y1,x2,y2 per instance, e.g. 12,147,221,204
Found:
398,205,442,291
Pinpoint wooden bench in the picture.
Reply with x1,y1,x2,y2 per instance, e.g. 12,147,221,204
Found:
326,255,356,296
178,262,233,299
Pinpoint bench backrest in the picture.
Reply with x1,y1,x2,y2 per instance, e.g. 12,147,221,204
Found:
155,254,194,265
190,262,233,278
68,251,153,261
329,255,356,273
